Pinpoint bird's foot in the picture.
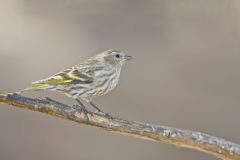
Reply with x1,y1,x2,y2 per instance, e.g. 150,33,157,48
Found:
95,110,112,118
72,104,90,120
14,92,21,95
72,105,88,113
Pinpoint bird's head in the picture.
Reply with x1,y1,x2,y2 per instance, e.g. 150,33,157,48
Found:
98,49,132,66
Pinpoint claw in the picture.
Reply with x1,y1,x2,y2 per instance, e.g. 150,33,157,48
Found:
72,104,87,112
95,110,112,118
73,104,90,120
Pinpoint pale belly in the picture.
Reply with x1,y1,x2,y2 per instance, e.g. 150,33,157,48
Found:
83,73,120,98
59,71,121,100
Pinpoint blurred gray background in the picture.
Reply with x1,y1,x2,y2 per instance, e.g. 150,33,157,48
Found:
0,0,240,160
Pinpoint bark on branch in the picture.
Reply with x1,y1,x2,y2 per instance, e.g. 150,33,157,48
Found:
0,92,239,160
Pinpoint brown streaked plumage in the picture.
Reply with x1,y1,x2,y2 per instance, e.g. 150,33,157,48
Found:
19,49,132,113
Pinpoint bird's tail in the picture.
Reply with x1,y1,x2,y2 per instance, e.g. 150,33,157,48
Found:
15,81,49,94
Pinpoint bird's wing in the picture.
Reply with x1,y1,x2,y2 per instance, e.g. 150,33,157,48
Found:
29,66,95,90
22,57,105,92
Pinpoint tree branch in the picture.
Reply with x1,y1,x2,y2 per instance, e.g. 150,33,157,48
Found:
0,92,239,160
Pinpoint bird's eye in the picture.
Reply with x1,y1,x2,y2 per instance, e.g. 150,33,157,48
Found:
115,54,120,58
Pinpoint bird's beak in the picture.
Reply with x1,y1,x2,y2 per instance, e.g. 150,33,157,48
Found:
124,55,133,61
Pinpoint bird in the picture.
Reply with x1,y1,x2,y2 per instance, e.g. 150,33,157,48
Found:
18,49,132,113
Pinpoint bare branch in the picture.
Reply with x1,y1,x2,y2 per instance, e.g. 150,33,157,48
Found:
0,92,239,160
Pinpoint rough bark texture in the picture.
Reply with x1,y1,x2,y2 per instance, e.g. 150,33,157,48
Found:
0,92,239,160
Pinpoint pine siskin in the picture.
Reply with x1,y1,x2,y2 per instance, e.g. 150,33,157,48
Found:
19,49,132,113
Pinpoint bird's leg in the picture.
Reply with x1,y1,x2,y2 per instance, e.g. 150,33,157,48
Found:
89,101,111,117
73,99,90,120
76,99,86,109
74,98,88,111
89,101,102,112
